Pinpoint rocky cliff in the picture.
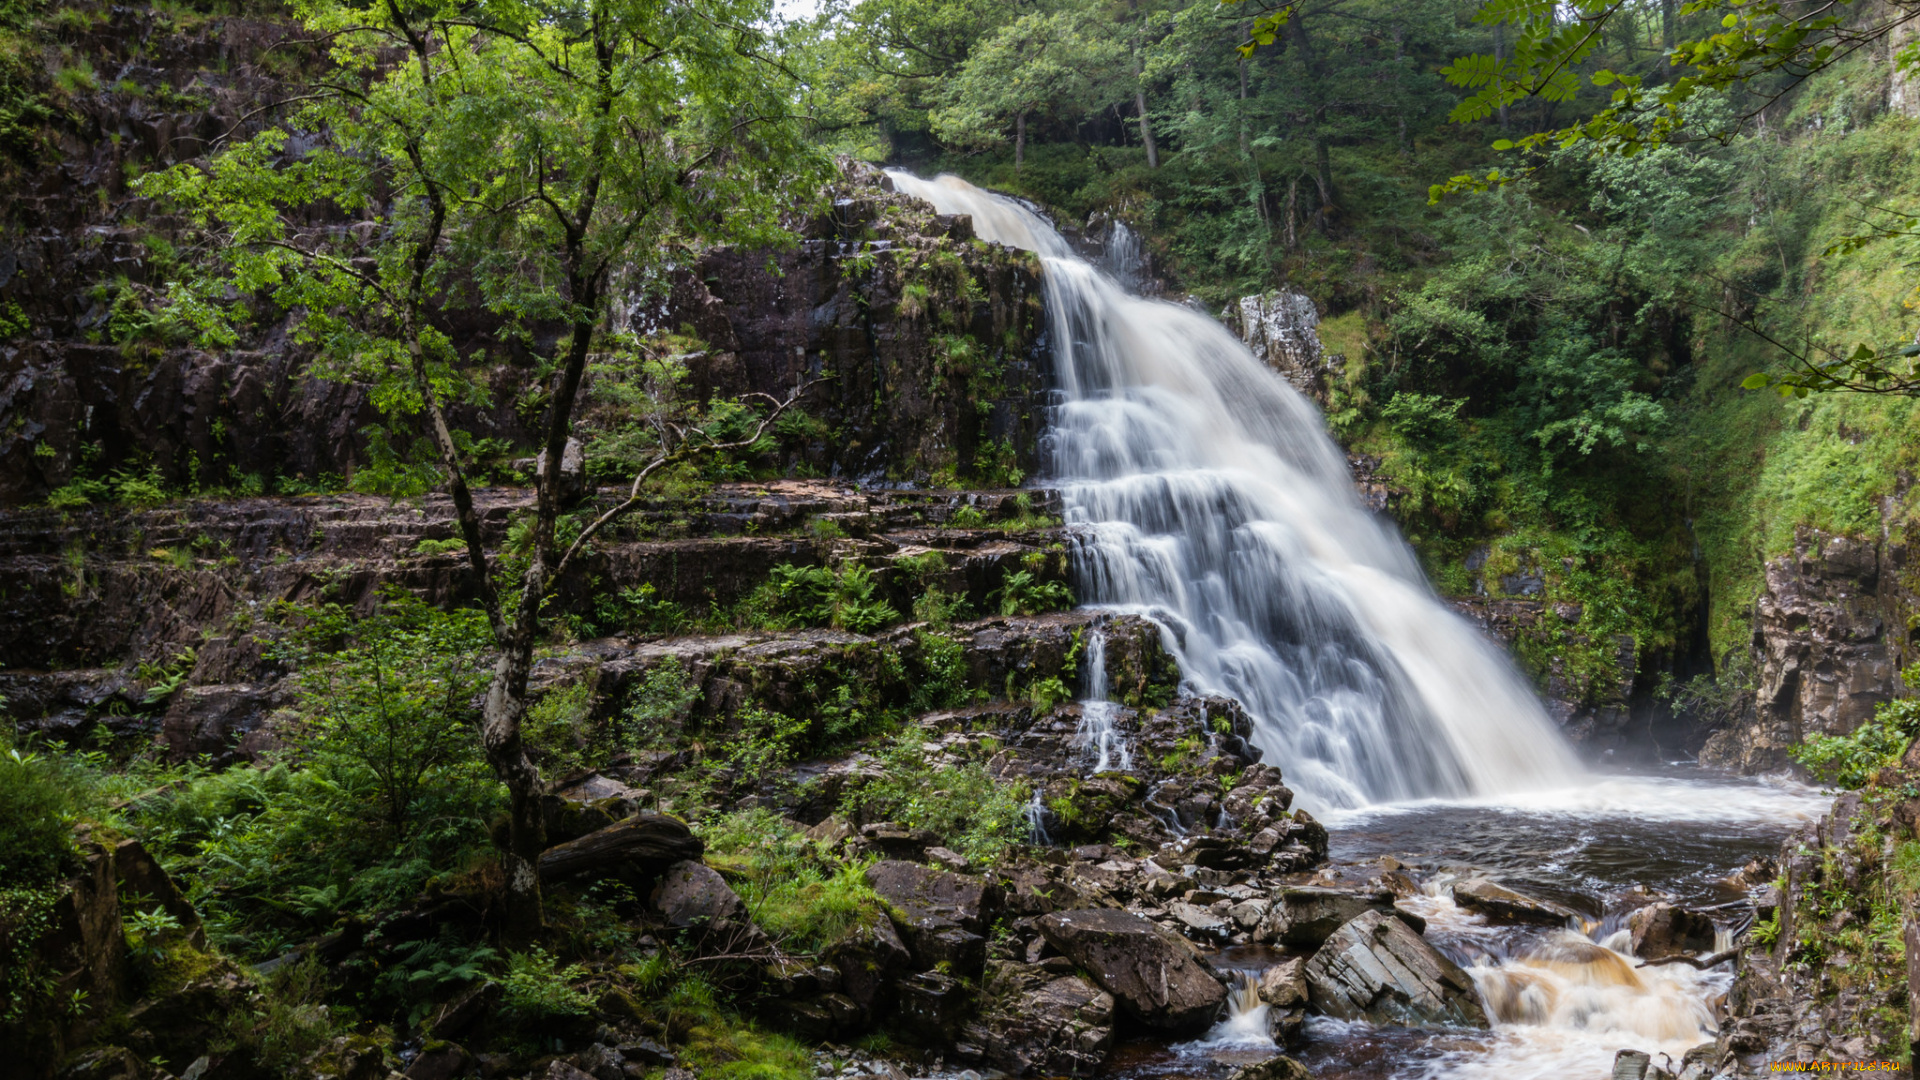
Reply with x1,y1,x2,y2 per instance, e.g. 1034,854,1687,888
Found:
1701,525,1920,773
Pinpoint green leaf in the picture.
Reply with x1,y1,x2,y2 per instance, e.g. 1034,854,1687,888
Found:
1740,373,1771,390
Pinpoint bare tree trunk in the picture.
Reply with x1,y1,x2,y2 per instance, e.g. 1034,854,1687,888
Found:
1394,25,1410,156
1662,0,1676,50
1284,175,1298,250
482,622,544,941
1134,56,1158,169
1495,24,1511,132
1312,128,1335,231
1238,55,1250,158
1016,110,1027,170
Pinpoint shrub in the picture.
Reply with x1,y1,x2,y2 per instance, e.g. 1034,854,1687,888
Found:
0,746,77,884
988,569,1073,616
500,947,595,1021
752,562,898,634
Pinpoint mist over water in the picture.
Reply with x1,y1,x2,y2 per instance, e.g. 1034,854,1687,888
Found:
886,171,1583,810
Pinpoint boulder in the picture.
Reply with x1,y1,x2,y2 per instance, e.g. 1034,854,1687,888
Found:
1036,908,1226,1034
1628,903,1717,961
864,860,995,975
960,960,1116,1077
894,970,973,1044
1260,886,1396,947
824,917,912,1016
1257,958,1308,1009
1166,901,1232,941
405,1043,475,1080
538,814,703,882
651,860,747,928
1451,878,1577,927
1225,1057,1312,1080
858,823,939,860
1305,910,1490,1029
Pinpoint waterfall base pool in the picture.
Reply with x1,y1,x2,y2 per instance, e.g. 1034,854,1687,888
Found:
1098,766,1825,1080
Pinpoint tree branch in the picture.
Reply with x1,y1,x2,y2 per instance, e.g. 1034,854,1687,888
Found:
550,378,826,582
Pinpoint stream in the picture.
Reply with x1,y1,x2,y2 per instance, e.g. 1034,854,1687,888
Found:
1111,769,1825,1080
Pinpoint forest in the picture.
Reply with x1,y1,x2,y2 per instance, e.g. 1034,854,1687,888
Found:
4,0,1920,1077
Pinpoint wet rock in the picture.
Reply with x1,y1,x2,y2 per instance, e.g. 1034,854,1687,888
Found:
960,960,1115,1077
1611,1048,1656,1080
1036,908,1227,1034
547,1062,597,1080
1257,958,1308,1008
1304,910,1490,1029
1225,1056,1311,1080
1451,878,1577,927
1260,886,1396,947
1629,903,1716,961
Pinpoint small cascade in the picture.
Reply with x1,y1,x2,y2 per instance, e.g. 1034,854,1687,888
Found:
1074,625,1132,774
1100,219,1146,292
1201,969,1275,1047
1025,789,1052,845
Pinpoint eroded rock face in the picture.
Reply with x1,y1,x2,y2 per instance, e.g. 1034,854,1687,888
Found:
662,161,1050,487
1304,910,1489,1029
1703,527,1915,774
962,960,1116,1077
1035,908,1226,1034
1226,291,1341,404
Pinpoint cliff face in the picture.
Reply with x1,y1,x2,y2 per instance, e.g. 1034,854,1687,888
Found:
661,163,1050,486
1702,523,1920,773
0,5,1049,506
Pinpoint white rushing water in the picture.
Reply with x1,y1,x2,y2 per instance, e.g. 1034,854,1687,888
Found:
1075,625,1134,774
887,171,1583,811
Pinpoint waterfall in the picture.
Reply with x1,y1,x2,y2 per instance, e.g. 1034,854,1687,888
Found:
1075,625,1132,774
887,171,1583,810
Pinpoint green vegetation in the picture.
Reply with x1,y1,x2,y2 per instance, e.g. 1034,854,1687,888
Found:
701,811,885,952
0,743,79,883
842,730,1034,861
752,561,900,634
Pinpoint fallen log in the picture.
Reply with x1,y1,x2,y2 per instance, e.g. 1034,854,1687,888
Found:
537,813,703,882
1636,948,1738,970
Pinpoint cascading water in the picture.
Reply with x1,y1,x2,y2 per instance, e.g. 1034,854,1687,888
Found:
887,170,1582,810
1075,625,1133,774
